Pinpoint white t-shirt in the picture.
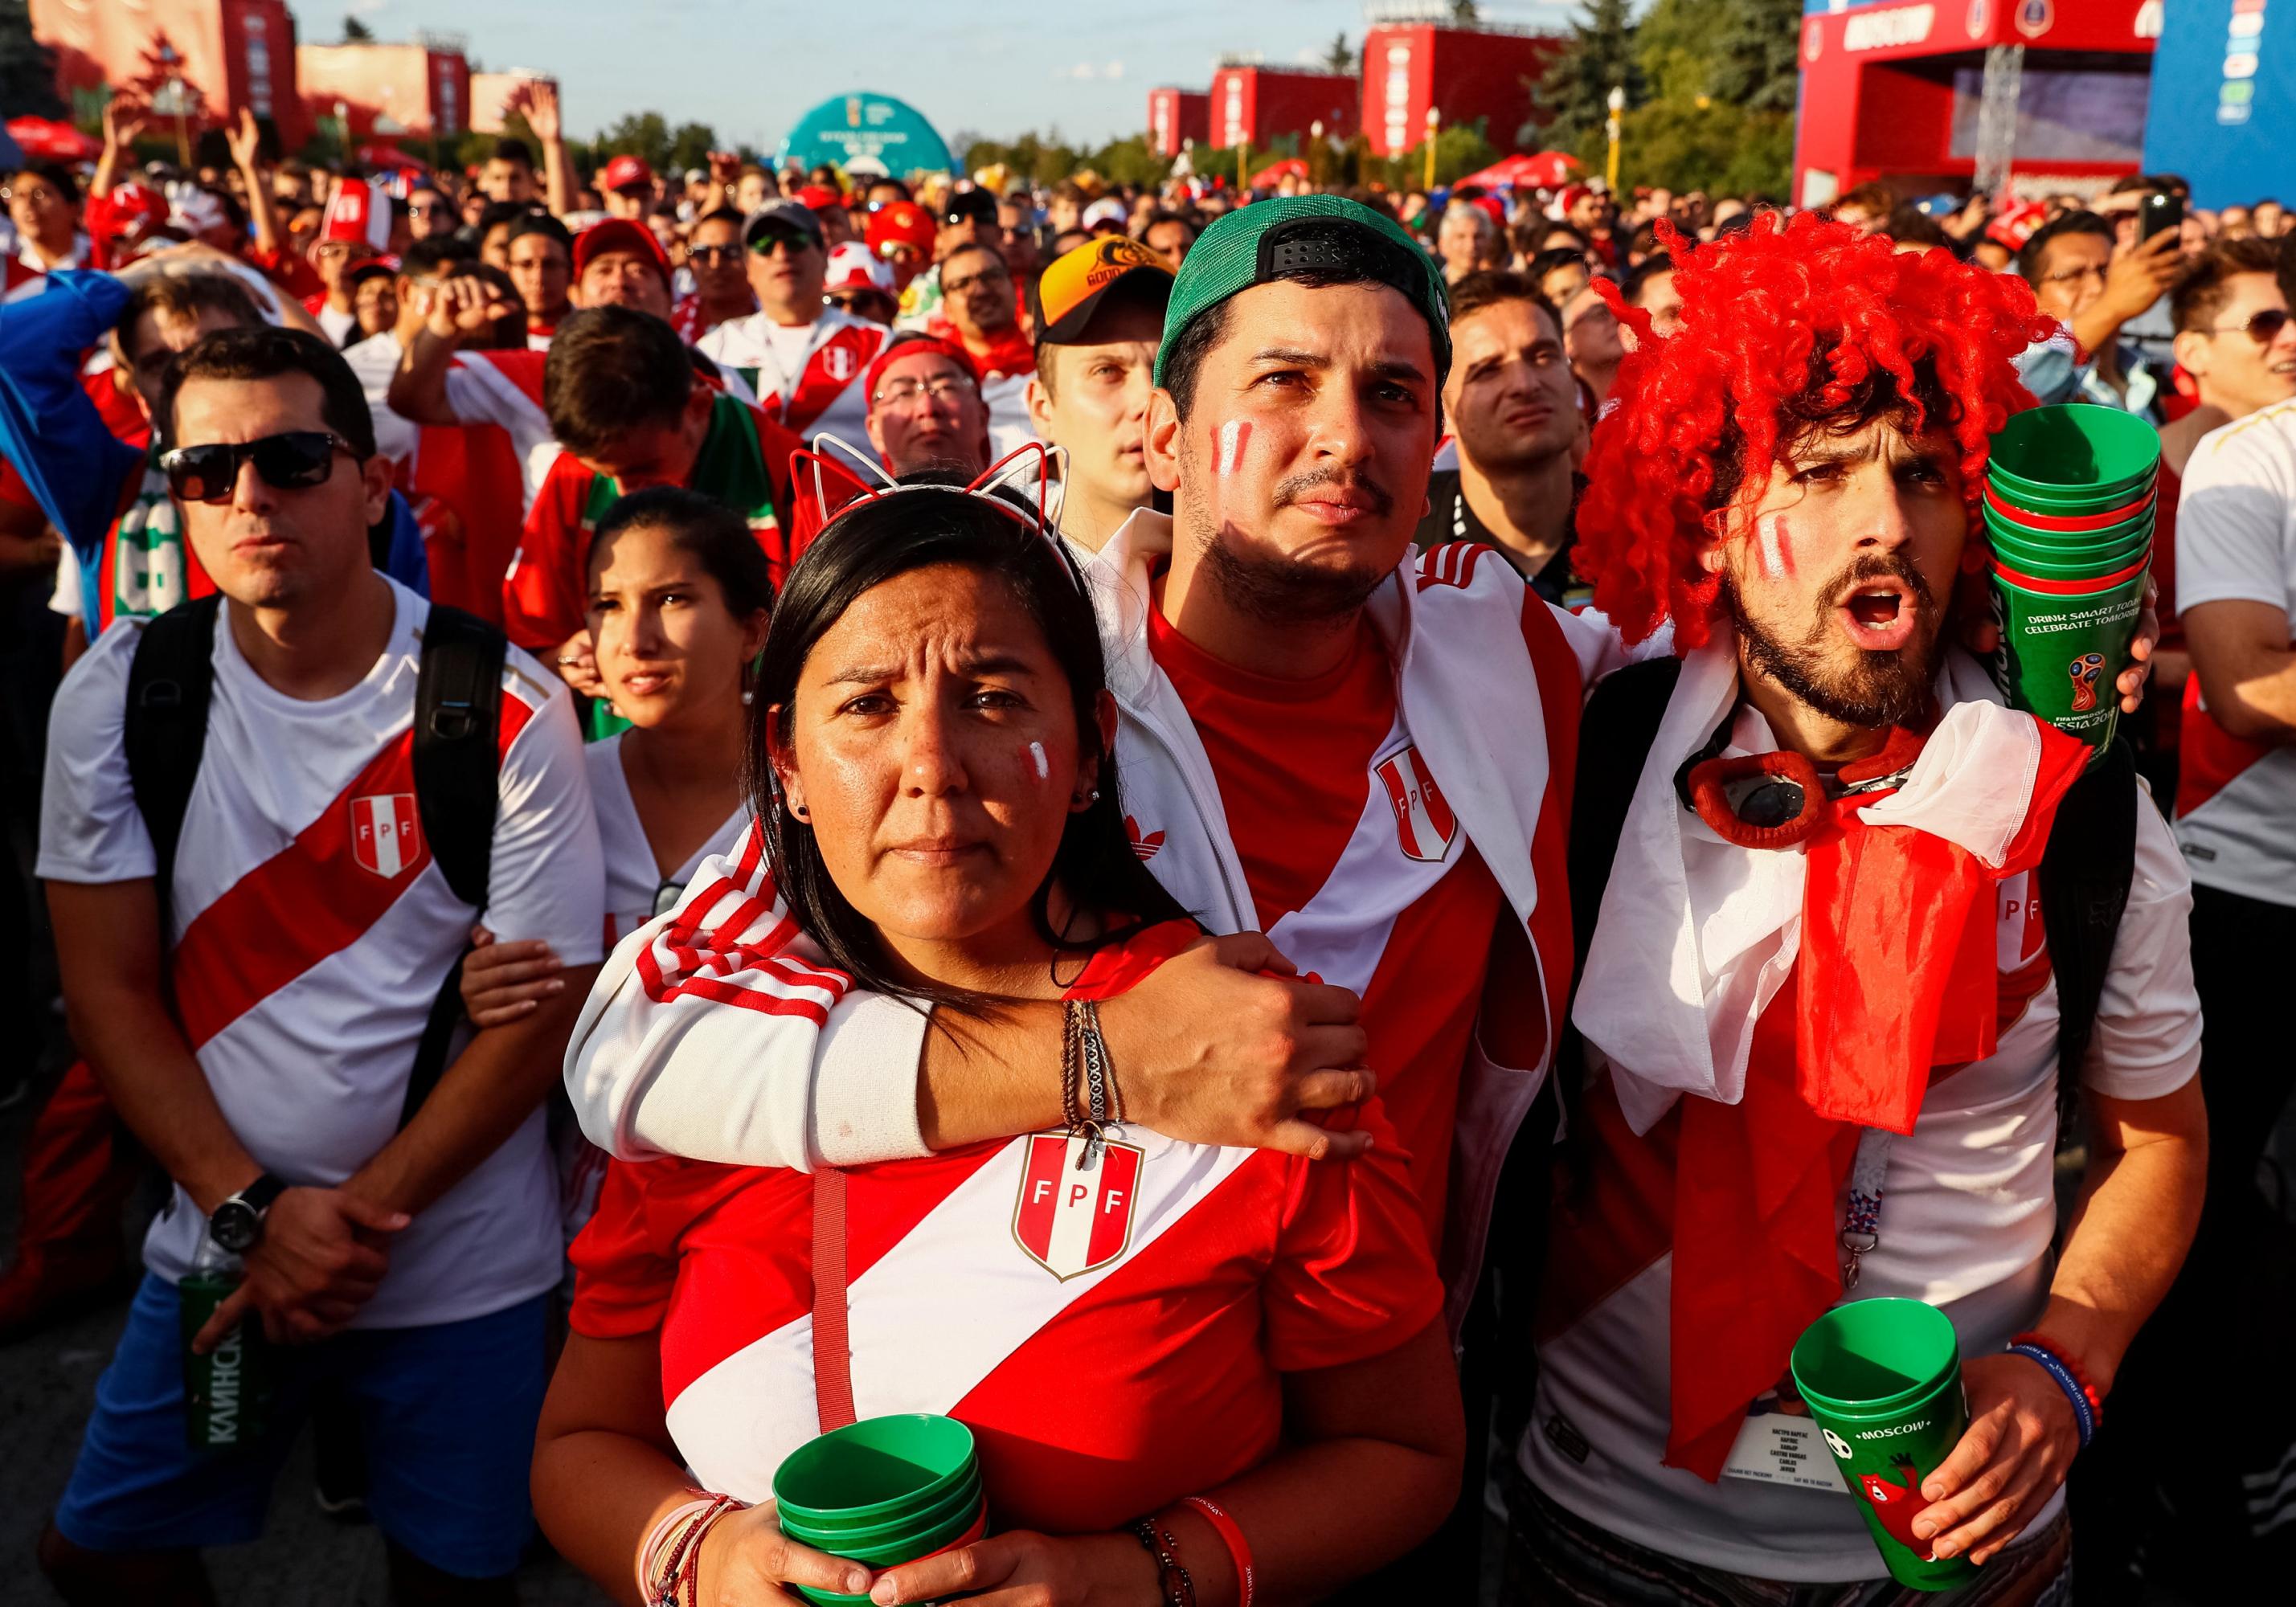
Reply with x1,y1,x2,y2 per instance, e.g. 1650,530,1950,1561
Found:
698,306,887,444
585,732,750,949
1522,792,2202,1580
2171,396,2296,906
341,330,421,468
38,580,608,1327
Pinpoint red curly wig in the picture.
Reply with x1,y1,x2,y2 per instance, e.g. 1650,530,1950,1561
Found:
1576,211,2055,648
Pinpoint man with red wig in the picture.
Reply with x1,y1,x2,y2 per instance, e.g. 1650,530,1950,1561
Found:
1507,214,2207,1601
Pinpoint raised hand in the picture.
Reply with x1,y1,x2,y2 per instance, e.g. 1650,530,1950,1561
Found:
102,97,149,154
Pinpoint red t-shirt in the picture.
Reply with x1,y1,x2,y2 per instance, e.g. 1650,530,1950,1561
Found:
1145,597,1507,1248
568,918,1440,1526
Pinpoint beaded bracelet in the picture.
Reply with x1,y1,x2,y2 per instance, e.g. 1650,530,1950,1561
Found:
636,1495,714,1603
1130,1515,1197,1607
2007,1331,2102,1451
645,1492,743,1607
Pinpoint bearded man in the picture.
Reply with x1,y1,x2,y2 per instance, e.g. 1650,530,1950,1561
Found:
1507,215,2206,1605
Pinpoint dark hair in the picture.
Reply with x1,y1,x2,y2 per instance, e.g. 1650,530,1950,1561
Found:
1162,217,1447,422
2017,211,2113,286
1703,340,1954,515
1834,180,1898,218
2173,237,2284,333
159,325,377,458
475,198,536,240
1137,209,1193,244
1884,204,1950,250
691,206,745,235
1622,253,1675,307
587,484,776,619
8,160,80,206
402,235,476,279
505,212,573,256
117,272,267,363
1448,268,1558,336
751,485,1186,1015
489,137,536,172
543,306,693,456
939,239,1006,280
1528,246,1587,288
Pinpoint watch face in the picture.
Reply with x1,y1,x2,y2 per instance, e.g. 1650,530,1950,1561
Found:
211,1200,260,1254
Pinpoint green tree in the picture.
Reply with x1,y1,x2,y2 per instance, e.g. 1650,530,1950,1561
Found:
666,121,718,174
1388,118,1499,191
1709,0,1803,113
343,14,374,43
1323,32,1353,74
1635,0,1730,100
1450,0,1482,21
1091,133,1171,190
1532,0,1646,152
595,110,671,170
1603,96,1792,197
0,0,63,120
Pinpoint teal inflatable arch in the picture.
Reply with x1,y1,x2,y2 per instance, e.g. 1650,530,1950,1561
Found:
779,92,954,178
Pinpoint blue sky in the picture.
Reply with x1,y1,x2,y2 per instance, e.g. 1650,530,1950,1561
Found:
331,0,1584,154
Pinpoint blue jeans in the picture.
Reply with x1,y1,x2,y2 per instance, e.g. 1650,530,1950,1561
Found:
55,1274,549,1578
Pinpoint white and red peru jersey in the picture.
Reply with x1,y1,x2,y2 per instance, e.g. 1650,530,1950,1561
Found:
2172,397,2296,906
39,581,608,1327
567,513,1631,1327
698,306,889,442
569,921,1442,1522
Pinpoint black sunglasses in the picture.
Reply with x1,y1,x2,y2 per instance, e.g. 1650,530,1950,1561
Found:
748,228,815,256
159,431,362,504
2212,308,2294,343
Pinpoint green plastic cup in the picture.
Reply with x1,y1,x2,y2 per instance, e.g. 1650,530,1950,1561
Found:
1990,556,2149,755
1791,1299,1976,1593
1983,502,2154,560
1983,481,2155,532
780,1466,981,1551
1983,522,2154,578
787,1497,988,1607
772,1414,977,1531
775,1414,984,1605
1987,471,2156,517
1987,405,2161,510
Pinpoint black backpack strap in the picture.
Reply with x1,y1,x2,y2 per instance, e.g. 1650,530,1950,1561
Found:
1565,657,1684,986
124,595,224,936
2037,736,2139,1086
400,603,505,1128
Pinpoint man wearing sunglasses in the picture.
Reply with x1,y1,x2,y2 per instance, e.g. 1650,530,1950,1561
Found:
672,208,755,343
2139,239,2296,795
405,183,456,243
697,198,889,444
35,325,604,1607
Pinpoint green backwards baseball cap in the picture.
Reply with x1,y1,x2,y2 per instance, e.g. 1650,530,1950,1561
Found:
1152,194,1451,389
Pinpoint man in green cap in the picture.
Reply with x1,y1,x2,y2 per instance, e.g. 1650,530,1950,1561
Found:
563,194,1629,1599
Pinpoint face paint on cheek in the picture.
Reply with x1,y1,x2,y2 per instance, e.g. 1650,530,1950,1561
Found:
1214,419,1251,478
1756,513,1794,581
1027,740,1049,782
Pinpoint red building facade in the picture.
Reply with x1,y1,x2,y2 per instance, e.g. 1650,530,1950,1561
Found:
1146,87,1209,158
31,0,307,148
1207,64,1357,149
1794,0,2163,206
297,41,471,141
1360,18,1564,158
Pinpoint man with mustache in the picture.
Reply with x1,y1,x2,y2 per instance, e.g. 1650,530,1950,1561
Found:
567,194,1627,1595
1508,215,2205,1603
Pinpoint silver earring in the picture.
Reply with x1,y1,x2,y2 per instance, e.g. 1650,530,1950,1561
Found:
741,689,754,705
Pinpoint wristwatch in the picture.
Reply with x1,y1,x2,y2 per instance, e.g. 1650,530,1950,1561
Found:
207,1174,286,1254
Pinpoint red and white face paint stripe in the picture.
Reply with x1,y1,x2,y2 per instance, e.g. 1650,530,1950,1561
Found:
1214,420,1252,477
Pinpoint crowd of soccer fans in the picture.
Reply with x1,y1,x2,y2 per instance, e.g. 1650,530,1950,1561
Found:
5,91,2296,1607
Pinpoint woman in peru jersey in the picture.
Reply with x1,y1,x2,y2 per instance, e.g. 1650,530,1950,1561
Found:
531,485,1460,1606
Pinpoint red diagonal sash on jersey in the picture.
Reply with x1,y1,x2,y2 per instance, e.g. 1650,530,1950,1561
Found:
776,324,884,435
170,732,432,1050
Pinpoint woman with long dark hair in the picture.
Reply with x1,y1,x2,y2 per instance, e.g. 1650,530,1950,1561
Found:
531,484,1460,1606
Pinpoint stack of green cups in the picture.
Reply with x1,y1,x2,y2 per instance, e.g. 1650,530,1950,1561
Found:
773,1414,988,1605
1791,1299,1976,1592
1984,404,2159,758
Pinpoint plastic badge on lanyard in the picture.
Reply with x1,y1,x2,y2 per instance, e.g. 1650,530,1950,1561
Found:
1722,1128,1894,1491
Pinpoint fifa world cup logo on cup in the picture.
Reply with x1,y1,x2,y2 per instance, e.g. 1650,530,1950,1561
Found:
2067,652,2106,713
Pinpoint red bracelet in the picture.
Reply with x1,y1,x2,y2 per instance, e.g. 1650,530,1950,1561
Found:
1179,1495,1254,1607
2009,1331,2105,1425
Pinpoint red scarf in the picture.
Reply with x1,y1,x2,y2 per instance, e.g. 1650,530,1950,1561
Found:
1545,717,2092,1481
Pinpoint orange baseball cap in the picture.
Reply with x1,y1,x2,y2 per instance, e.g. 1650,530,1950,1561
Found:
1032,235,1176,345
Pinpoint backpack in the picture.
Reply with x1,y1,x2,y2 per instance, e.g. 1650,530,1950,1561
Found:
122,594,506,1125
